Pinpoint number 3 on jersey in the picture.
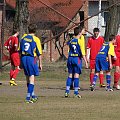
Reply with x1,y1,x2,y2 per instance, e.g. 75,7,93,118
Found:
24,43,30,51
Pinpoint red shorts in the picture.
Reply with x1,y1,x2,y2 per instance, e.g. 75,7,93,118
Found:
90,59,95,69
10,52,20,66
113,51,120,66
113,57,120,67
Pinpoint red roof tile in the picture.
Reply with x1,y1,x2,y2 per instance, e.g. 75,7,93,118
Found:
6,0,85,27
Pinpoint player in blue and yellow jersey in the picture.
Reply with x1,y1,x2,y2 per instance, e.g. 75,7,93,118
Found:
91,35,116,91
20,24,42,103
65,26,88,98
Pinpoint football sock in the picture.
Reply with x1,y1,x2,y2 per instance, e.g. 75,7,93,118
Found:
90,73,94,85
32,91,36,98
11,78,15,81
106,75,111,88
12,68,20,79
92,75,98,85
70,77,74,88
74,78,79,95
99,74,104,84
26,84,34,100
26,93,31,101
114,72,120,86
65,77,72,93
10,69,14,79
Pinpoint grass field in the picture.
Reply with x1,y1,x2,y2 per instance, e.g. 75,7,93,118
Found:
0,62,120,120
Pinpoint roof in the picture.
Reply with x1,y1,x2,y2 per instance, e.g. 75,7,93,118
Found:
6,0,85,28
88,0,107,1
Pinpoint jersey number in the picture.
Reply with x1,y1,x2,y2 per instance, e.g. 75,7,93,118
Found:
100,46,105,52
24,43,30,51
72,45,77,52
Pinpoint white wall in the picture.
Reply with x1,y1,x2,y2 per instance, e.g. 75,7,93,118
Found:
87,1,120,37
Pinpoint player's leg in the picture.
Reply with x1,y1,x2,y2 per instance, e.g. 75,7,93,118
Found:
73,73,81,98
99,71,105,87
113,66,120,89
10,53,20,86
25,75,34,103
29,57,39,102
65,58,73,97
73,57,82,98
10,65,14,80
65,73,72,97
12,66,20,79
106,71,113,91
9,65,18,86
113,58,120,90
89,59,95,86
90,72,99,91
25,76,31,101
70,74,74,90
91,58,100,91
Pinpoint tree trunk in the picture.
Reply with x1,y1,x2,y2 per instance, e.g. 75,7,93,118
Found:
105,0,120,40
13,0,29,39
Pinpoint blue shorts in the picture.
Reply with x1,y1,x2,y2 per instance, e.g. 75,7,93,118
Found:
95,57,109,72
67,57,82,74
21,56,39,76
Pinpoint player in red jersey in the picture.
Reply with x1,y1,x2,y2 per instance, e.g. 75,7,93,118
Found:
113,35,120,90
4,29,20,86
86,28,105,87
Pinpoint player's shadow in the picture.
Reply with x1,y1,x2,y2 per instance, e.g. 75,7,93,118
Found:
41,86,91,91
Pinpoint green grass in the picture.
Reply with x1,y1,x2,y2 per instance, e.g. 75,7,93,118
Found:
0,62,120,120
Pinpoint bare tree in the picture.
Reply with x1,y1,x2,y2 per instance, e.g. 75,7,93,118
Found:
52,27,67,61
13,0,29,39
105,0,120,40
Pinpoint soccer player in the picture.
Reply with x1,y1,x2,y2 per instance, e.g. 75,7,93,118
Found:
113,35,120,90
4,29,20,86
20,24,42,103
86,28,105,87
64,26,88,98
68,28,86,90
90,34,116,91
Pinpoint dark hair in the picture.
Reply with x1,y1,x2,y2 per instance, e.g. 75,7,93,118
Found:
109,34,115,41
12,28,18,34
74,26,83,36
93,28,100,32
28,24,37,33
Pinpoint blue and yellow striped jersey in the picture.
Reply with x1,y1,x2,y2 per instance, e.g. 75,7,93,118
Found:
20,34,42,57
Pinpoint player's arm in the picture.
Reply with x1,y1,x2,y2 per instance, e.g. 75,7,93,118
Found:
108,43,115,69
38,55,42,71
78,36,88,68
34,36,43,70
86,38,91,62
14,37,19,52
86,48,90,62
83,55,88,68
4,39,9,50
79,35,86,56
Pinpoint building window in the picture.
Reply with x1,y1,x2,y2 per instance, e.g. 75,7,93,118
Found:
79,11,84,27
42,43,47,52
6,10,15,22
101,11,109,26
41,37,48,52
0,0,3,3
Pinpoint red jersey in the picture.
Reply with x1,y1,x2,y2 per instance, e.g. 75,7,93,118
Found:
87,36,104,60
4,36,19,55
114,35,120,57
